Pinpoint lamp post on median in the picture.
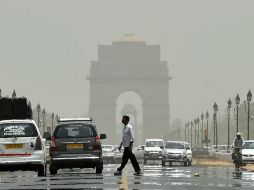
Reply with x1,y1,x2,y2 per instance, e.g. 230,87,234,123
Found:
206,111,209,147
213,102,218,149
201,113,204,147
36,103,41,129
42,108,46,134
51,113,54,134
185,123,187,142
197,118,200,147
247,90,252,140
187,122,190,143
227,99,232,151
190,121,193,148
194,119,197,148
235,94,240,133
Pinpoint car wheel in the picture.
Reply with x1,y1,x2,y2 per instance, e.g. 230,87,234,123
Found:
37,165,45,177
96,161,103,174
188,160,192,166
144,159,147,165
49,165,57,175
162,161,165,166
169,162,172,166
184,161,188,167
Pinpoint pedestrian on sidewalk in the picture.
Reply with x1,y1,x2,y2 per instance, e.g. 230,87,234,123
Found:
114,115,142,176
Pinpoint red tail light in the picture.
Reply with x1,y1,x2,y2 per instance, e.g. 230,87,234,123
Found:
95,135,100,142
93,136,101,150
50,137,57,151
34,136,42,150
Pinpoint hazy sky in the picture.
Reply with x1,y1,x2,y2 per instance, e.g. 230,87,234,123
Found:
1,0,254,123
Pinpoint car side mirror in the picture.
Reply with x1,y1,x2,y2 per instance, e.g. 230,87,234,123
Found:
43,132,51,140
186,147,190,150
100,134,106,140
141,145,144,150
160,146,164,149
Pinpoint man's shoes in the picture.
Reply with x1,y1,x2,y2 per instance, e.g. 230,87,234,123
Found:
133,171,142,176
114,171,122,176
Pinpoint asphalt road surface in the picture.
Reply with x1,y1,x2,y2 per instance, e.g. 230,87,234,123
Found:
0,163,254,190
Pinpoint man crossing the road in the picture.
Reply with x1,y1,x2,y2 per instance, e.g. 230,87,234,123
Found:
114,115,142,176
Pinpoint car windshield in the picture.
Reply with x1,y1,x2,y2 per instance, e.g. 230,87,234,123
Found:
0,123,38,138
165,142,185,149
146,141,163,147
243,142,254,149
102,145,113,149
54,123,95,138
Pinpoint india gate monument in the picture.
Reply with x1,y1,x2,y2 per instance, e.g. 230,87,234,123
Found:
88,34,170,144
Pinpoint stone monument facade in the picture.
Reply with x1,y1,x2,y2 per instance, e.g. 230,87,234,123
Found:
88,35,170,144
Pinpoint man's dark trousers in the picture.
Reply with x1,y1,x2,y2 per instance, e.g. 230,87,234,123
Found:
117,147,141,172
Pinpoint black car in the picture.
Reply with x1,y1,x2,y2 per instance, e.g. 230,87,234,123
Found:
47,119,106,174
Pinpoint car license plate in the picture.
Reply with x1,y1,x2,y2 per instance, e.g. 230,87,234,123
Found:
5,144,23,149
67,144,84,149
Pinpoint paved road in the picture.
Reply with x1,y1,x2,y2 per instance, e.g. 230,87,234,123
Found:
0,163,254,189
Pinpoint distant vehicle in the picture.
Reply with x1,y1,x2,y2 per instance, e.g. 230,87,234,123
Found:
144,139,164,164
162,141,190,166
102,145,115,159
48,119,106,174
0,120,46,177
242,140,254,164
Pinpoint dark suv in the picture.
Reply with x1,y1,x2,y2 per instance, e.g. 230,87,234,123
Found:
47,120,106,174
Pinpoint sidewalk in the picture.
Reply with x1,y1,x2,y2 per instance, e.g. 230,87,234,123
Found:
194,158,254,171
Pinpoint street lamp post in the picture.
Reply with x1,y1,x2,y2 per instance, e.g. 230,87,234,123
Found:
36,103,41,129
235,94,240,133
51,113,54,134
42,108,46,134
187,122,190,143
247,90,252,140
213,112,216,147
194,119,197,147
185,123,187,142
190,121,193,148
227,99,232,151
206,111,209,147
197,118,200,147
213,102,218,149
201,113,204,147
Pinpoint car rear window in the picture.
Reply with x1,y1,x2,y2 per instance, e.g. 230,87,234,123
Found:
165,142,185,149
54,123,96,138
0,123,38,138
146,141,164,147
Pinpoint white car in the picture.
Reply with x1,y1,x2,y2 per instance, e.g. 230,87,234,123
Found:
0,120,46,177
102,145,115,158
242,140,254,164
162,141,191,166
144,139,164,164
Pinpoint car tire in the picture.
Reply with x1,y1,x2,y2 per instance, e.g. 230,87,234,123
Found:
49,165,57,175
169,162,172,166
144,159,147,165
96,161,103,174
184,161,188,167
188,160,192,166
162,161,165,166
37,165,45,177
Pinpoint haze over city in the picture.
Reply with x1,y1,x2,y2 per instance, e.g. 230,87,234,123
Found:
1,0,254,124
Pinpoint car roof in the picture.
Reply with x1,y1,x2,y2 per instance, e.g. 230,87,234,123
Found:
165,141,186,144
58,118,93,123
145,139,164,142
0,119,36,125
